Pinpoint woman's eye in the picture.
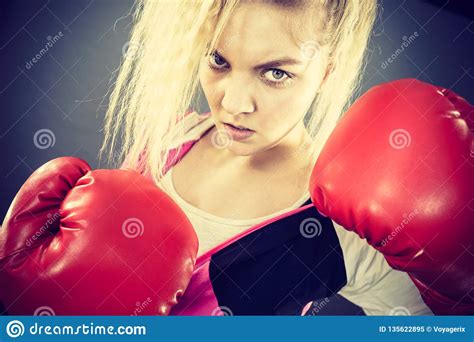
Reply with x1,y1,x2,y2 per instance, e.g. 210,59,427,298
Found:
262,69,290,83
207,52,294,88
208,52,227,68
261,69,294,88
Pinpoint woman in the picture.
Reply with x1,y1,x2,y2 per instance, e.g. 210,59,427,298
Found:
107,0,433,315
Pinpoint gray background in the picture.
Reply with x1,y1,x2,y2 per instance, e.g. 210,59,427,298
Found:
0,0,473,315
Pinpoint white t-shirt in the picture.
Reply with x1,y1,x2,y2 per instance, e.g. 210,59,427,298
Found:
158,112,433,316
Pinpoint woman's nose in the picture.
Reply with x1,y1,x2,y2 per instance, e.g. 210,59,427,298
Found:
221,75,255,115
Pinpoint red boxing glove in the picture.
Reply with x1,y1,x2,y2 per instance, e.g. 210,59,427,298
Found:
310,78,473,315
0,157,198,315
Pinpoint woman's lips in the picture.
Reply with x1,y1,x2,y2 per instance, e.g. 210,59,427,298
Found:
225,122,253,131
223,123,255,140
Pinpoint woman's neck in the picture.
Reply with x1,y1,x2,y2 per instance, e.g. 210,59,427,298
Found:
204,121,317,174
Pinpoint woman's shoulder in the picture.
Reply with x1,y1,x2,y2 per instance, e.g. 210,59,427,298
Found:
120,110,213,173
162,111,214,174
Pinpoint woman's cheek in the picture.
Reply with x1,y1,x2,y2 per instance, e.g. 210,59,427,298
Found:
258,112,289,140
262,94,298,127
200,76,219,107
198,64,217,95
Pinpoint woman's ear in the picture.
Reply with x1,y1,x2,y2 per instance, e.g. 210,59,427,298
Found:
322,63,333,82
316,64,333,94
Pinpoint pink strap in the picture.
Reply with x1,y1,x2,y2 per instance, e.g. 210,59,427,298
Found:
161,140,198,175
120,109,201,178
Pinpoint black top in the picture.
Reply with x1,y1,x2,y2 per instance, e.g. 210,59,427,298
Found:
209,199,347,315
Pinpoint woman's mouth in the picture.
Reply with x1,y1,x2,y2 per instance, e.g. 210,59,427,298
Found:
223,123,255,141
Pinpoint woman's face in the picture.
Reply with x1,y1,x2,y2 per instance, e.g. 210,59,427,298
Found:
199,2,328,158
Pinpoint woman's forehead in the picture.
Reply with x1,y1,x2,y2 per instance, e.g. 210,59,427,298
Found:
213,2,324,68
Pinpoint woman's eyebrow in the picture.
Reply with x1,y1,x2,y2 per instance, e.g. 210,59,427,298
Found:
212,49,304,69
